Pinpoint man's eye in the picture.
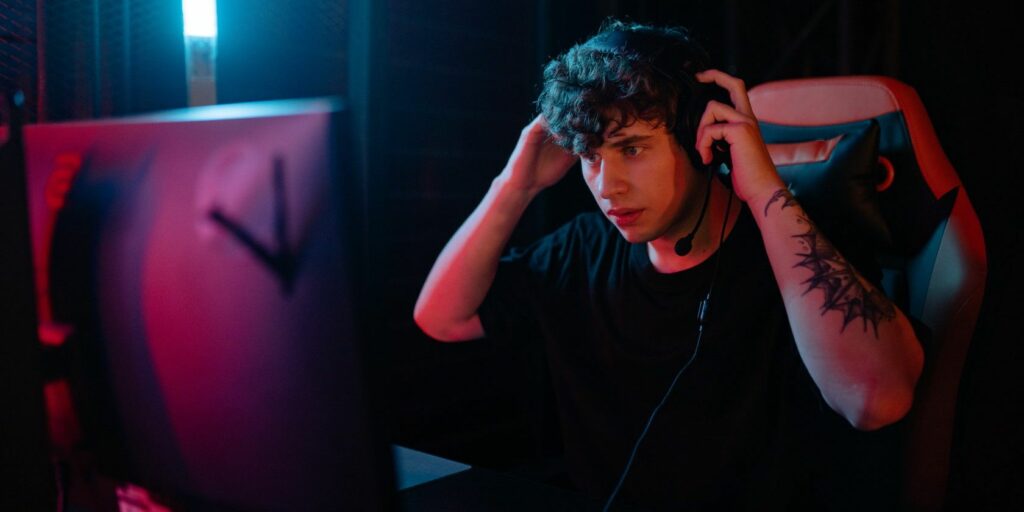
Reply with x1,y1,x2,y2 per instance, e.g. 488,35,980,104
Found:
582,152,600,163
623,146,644,157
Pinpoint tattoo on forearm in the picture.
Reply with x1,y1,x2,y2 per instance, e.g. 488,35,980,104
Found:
764,188,798,217
792,216,896,337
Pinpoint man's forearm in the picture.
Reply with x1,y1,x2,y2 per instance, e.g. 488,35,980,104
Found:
751,186,924,430
413,174,536,342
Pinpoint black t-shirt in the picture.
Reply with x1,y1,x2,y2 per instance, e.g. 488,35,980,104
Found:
479,207,905,511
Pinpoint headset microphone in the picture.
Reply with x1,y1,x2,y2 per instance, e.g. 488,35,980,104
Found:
673,168,712,256
674,140,731,256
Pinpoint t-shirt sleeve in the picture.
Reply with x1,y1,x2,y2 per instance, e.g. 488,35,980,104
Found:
477,218,579,343
477,246,540,341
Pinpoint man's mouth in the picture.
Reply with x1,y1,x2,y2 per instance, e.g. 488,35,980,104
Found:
607,208,643,227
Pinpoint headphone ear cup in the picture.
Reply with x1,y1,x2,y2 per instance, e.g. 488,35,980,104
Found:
678,84,733,171
676,94,707,170
672,85,704,170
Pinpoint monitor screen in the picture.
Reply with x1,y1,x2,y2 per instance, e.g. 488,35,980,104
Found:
2,89,57,511
23,99,394,510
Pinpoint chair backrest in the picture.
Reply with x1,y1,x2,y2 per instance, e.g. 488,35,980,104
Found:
749,76,987,511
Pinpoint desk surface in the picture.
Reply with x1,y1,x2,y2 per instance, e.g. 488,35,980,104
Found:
393,445,471,490
394,446,615,511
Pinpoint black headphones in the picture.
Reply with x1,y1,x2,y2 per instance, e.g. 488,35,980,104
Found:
586,30,731,163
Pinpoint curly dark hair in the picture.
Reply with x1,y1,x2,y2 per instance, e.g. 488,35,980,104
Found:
537,20,719,168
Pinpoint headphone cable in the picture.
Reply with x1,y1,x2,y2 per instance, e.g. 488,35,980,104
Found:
602,188,735,512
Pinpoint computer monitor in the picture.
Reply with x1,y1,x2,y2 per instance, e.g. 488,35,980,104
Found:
2,91,57,511
23,98,395,510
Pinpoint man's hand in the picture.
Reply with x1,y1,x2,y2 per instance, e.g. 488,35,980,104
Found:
501,115,579,195
693,69,785,204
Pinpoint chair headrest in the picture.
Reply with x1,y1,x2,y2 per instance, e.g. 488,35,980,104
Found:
750,76,962,261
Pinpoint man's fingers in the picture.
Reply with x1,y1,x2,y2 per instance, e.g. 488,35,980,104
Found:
695,122,750,165
695,69,754,117
525,114,547,134
695,100,754,145
694,101,756,162
522,114,557,146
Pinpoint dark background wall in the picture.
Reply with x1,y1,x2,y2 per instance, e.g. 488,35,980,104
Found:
2,0,1020,507
899,3,1024,506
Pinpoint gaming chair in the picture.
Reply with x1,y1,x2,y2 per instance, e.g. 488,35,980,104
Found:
749,76,987,511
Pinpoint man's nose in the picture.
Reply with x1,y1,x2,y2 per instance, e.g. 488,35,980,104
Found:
598,161,628,198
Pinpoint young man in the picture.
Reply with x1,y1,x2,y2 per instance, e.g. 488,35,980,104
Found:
415,20,923,510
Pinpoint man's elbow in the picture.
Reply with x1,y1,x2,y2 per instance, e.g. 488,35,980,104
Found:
849,325,924,431
412,306,479,343
414,319,458,343
847,383,915,431
413,307,448,342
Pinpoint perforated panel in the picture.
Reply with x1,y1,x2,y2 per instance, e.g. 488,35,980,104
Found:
42,0,186,121
39,0,96,119
0,0,37,121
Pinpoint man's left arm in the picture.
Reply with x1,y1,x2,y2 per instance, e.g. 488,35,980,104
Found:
694,69,924,431
749,186,924,431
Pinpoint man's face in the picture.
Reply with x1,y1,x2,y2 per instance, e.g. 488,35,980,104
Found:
580,117,706,245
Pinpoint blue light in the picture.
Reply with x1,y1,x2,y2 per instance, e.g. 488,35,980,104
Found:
183,0,217,38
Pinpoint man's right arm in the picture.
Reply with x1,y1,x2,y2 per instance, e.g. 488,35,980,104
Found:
413,116,577,342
